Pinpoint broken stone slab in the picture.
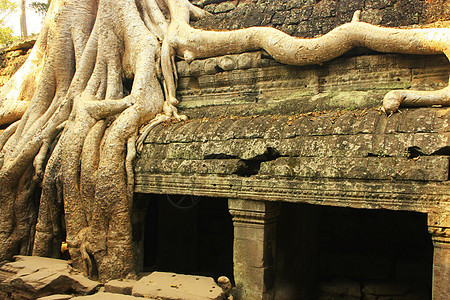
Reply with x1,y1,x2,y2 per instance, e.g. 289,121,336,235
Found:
104,279,136,295
71,292,142,299
36,295,73,300
132,272,229,300
0,256,101,299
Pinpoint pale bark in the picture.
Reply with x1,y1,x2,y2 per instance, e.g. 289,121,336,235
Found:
20,0,28,38
0,0,449,281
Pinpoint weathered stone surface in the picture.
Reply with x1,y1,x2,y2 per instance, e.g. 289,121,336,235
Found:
199,139,275,160
175,52,449,116
131,272,227,299
214,2,235,13
36,295,73,300
233,263,274,299
192,0,449,37
135,158,246,175
430,241,450,300
104,279,136,295
144,108,450,146
136,109,449,214
259,156,449,181
135,173,450,213
71,292,141,299
277,134,373,157
229,199,279,299
0,256,100,299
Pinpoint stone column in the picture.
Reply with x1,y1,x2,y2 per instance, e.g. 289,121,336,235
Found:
428,213,450,300
228,199,280,300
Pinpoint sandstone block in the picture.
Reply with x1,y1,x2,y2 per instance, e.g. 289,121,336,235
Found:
132,272,227,300
214,2,235,13
36,295,73,300
104,279,136,295
71,292,142,299
0,256,100,299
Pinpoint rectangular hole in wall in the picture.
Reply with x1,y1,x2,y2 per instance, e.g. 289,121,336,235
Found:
275,203,433,300
133,193,234,282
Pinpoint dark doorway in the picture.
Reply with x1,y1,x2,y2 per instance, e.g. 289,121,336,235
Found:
137,194,234,281
276,204,433,299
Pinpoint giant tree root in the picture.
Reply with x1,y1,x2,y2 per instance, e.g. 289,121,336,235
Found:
0,0,449,281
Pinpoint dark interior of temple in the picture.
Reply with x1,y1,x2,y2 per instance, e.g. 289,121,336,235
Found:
135,194,433,299
276,203,433,299
138,194,234,281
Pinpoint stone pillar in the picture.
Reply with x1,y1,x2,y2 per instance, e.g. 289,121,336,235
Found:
228,199,280,300
428,213,450,300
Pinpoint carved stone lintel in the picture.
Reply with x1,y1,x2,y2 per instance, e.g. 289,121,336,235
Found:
229,199,280,226
428,226,450,244
229,208,280,225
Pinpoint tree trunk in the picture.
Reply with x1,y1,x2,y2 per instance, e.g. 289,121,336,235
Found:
20,0,28,38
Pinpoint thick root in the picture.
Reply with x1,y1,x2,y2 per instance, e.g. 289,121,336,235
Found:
382,87,450,115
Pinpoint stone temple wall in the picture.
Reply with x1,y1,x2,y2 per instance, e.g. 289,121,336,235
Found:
192,0,450,37
136,50,450,299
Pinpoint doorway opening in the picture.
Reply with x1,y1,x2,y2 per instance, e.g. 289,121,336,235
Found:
134,193,234,281
276,204,433,299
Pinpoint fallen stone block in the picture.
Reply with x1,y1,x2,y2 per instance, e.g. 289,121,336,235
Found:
132,272,230,300
0,256,101,299
104,279,136,295
36,295,73,300
71,292,142,299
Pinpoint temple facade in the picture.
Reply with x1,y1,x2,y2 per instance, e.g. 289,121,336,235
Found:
132,50,450,299
0,0,449,299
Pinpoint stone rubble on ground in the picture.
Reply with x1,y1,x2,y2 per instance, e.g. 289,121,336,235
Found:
132,272,231,300
0,256,232,300
0,256,100,299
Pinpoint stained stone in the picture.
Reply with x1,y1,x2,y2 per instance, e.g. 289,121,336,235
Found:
0,256,100,299
214,2,235,13
132,272,227,300
104,279,136,295
71,293,142,299
37,295,73,300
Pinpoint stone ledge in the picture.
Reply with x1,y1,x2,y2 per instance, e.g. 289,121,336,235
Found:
259,156,449,181
142,108,450,145
134,173,450,213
